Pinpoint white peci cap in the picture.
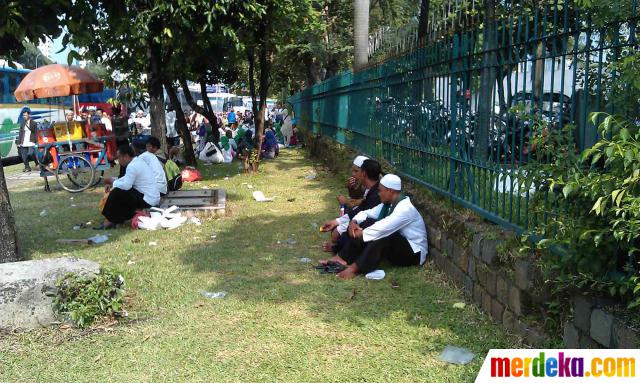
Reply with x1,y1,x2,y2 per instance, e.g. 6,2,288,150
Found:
380,174,402,191
353,155,369,168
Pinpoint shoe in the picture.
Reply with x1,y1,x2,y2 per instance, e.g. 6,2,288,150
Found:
22,168,29,173
25,168,32,172
93,222,117,230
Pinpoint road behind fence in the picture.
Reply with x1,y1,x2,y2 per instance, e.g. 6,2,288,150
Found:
290,0,640,232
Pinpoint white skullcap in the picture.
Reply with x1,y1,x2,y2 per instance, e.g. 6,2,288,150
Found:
380,174,402,191
353,155,369,168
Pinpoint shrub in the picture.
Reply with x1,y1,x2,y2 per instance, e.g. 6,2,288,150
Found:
53,269,125,328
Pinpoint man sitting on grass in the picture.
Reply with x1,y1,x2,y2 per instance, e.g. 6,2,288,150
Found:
337,155,368,211
96,145,160,229
330,174,428,280
320,158,382,255
141,136,168,196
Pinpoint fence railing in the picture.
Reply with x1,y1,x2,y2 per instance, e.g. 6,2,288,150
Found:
290,0,640,232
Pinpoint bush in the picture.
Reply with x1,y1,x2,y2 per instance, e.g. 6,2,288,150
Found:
53,269,125,328
521,112,640,309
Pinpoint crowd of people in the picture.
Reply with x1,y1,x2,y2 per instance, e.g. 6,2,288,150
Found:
318,155,429,280
185,104,299,164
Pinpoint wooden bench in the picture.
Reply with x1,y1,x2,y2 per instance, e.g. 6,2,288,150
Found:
158,189,226,217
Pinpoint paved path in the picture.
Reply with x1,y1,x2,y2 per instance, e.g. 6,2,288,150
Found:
5,170,45,189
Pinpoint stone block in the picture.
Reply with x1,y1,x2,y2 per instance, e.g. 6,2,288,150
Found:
472,234,483,259
481,238,503,265
451,243,469,271
496,275,509,305
427,227,441,250
0,258,100,329
476,265,488,289
467,256,477,281
508,286,529,317
574,296,593,333
473,284,484,307
514,259,537,290
463,275,473,297
612,320,640,348
482,289,492,314
491,299,505,323
448,262,466,288
439,233,448,255
579,334,601,349
502,309,516,331
445,238,455,258
590,308,614,347
526,327,549,347
563,323,580,348
485,269,497,297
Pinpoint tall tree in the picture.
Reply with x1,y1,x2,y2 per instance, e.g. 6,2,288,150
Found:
0,0,72,263
239,0,312,171
353,0,371,71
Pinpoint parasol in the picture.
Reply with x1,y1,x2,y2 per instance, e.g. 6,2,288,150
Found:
14,64,104,102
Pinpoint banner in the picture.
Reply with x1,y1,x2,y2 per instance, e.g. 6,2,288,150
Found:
476,349,640,382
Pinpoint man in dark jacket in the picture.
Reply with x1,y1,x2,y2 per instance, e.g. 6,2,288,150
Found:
320,159,382,257
17,110,38,172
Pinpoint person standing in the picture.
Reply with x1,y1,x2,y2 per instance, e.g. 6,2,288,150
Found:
227,109,237,128
17,110,38,172
165,107,180,149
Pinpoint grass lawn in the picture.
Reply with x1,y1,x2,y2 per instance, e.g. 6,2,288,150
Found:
2,162,26,177
0,149,520,382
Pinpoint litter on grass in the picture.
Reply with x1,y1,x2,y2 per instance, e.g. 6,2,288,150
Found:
148,241,158,246
88,234,109,244
438,346,475,365
299,257,312,263
252,191,273,202
365,270,386,280
127,260,136,265
201,291,227,299
304,173,317,180
453,302,466,309
39,208,48,217
136,206,187,230
287,237,297,245
190,217,202,226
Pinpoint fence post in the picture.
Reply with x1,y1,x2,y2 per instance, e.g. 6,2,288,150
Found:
448,35,460,199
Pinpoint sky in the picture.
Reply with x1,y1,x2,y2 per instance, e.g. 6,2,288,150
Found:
50,34,72,64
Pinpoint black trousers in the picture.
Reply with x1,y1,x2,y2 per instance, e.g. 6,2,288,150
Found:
19,146,36,169
102,187,150,224
341,232,420,275
332,218,376,255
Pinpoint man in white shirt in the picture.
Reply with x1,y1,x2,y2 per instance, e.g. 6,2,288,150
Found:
97,145,161,229
96,109,113,132
142,136,168,195
335,174,429,280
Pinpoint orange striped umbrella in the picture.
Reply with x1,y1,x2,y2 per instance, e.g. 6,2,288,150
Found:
14,64,104,102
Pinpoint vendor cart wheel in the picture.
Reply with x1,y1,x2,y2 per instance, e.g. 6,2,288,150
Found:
56,155,96,193
91,170,105,187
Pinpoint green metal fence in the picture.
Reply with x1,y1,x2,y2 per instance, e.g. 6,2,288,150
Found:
289,0,640,232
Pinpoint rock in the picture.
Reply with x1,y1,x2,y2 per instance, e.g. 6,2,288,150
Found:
0,257,100,329
590,308,614,347
574,295,593,333
563,322,580,348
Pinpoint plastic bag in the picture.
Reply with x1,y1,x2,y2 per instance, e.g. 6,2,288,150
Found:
181,167,202,182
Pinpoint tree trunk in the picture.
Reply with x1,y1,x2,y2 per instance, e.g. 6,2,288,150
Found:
146,36,168,154
353,0,370,72
164,80,197,166
179,78,218,142
0,165,20,263
477,0,497,162
199,80,220,144
418,0,430,41
533,41,545,101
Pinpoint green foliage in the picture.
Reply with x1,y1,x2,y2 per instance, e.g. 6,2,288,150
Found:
520,108,640,309
53,269,125,328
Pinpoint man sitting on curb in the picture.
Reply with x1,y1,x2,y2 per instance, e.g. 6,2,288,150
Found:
333,174,428,280
96,145,160,229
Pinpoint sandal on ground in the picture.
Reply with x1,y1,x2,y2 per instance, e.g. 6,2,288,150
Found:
93,222,117,230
